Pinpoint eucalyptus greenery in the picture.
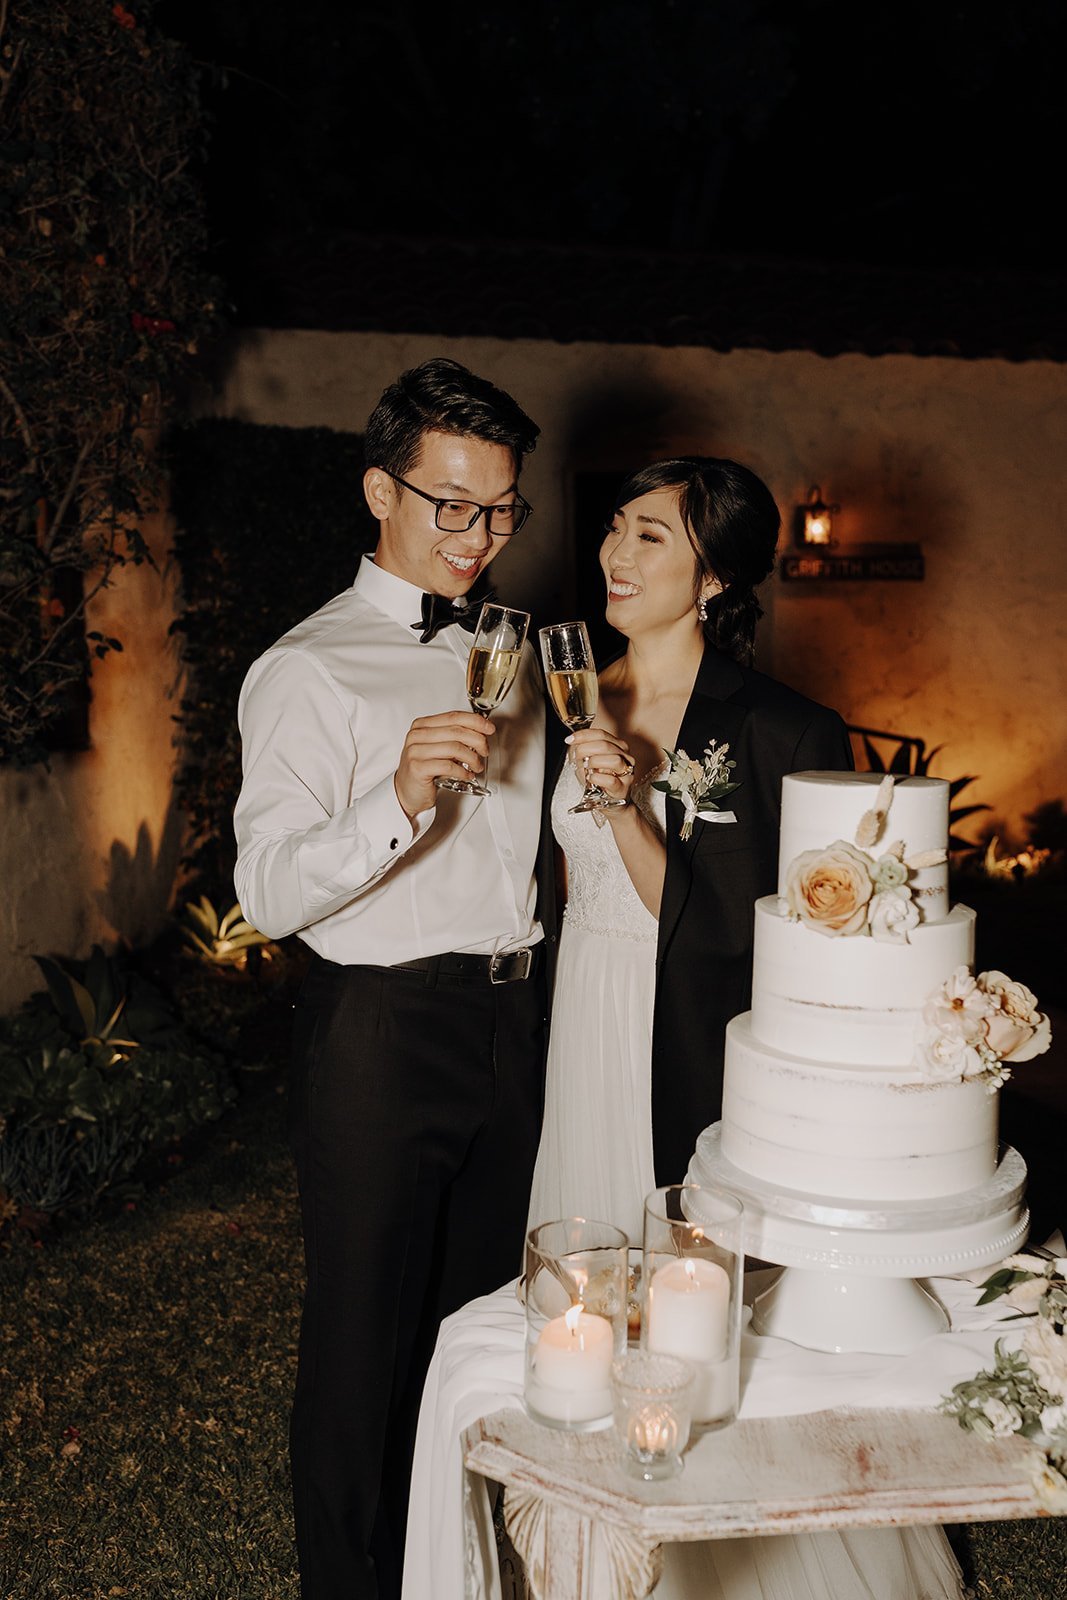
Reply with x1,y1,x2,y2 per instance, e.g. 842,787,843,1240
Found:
941,1247,1067,1512
0,0,219,765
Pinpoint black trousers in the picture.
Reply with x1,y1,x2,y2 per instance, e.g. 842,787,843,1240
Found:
287,953,546,1600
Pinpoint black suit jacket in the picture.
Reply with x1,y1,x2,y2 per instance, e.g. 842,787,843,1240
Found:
650,645,854,1183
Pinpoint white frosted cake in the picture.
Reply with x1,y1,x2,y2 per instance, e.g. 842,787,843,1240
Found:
720,772,1050,1205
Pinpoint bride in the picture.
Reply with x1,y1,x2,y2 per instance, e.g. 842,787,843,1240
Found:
527,456,965,1599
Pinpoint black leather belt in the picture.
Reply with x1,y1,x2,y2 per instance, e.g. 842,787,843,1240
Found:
380,947,539,986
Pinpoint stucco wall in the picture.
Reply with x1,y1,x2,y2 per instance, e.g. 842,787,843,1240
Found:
3,328,1064,1010
213,329,1067,846
0,507,184,1011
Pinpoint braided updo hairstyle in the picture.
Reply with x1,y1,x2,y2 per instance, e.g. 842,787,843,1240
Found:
612,456,781,664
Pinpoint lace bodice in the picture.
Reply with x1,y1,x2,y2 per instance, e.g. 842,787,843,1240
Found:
551,760,666,944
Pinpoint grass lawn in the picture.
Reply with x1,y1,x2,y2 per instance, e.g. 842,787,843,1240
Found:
2,1080,1065,1598
1,1082,302,1598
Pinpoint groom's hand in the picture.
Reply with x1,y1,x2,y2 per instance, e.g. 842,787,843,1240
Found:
394,711,495,818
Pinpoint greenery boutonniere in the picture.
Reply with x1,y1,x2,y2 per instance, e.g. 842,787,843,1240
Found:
652,740,740,841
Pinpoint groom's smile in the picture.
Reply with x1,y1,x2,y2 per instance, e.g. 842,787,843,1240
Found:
364,428,521,599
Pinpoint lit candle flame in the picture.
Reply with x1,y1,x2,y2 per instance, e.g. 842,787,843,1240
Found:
564,1303,583,1335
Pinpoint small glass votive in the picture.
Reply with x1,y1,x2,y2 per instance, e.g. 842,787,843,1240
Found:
611,1350,694,1480
642,1184,744,1431
524,1218,630,1432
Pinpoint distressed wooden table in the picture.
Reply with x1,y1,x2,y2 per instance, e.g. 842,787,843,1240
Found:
463,1403,1046,1600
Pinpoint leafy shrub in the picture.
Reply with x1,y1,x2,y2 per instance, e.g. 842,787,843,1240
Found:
0,946,234,1217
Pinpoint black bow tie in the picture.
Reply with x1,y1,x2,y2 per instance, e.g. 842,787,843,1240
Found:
412,584,494,644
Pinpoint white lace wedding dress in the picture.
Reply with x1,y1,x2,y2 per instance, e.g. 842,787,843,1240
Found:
527,761,966,1600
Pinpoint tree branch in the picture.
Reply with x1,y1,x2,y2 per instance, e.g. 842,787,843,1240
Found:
42,436,94,557
0,370,38,473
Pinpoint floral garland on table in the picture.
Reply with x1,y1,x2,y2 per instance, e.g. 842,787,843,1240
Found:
942,1247,1067,1512
920,967,1052,1091
780,774,944,945
652,741,739,841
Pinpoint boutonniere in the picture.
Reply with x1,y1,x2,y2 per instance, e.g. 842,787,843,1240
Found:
652,740,741,841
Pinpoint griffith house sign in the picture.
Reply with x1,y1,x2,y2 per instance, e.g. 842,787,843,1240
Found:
780,543,925,582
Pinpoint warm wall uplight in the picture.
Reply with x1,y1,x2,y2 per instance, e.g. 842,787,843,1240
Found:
982,836,1052,879
795,485,838,547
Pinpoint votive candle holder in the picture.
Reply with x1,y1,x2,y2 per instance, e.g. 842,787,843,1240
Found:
642,1184,744,1430
524,1218,630,1431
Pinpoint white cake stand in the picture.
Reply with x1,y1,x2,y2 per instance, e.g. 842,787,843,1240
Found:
687,1124,1028,1355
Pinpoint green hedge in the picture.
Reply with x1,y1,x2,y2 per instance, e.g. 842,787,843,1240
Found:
168,417,378,897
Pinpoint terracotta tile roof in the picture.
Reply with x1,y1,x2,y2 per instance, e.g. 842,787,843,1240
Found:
233,231,1067,363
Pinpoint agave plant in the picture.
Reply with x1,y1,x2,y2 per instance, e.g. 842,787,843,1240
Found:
32,946,148,1067
179,897,273,969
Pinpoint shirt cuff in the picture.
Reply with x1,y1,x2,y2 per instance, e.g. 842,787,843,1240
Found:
358,774,427,864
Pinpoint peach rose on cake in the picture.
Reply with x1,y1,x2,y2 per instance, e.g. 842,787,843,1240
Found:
784,841,873,937
979,970,1052,1063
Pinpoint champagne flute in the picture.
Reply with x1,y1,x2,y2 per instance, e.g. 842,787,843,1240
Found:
436,602,530,797
539,620,627,814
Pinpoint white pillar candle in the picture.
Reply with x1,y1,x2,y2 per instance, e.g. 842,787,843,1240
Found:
646,1258,732,1423
527,1304,614,1424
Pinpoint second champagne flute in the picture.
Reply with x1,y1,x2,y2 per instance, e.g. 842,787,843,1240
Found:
436,602,530,797
539,620,627,814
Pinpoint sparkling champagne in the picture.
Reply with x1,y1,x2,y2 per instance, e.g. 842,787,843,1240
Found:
466,646,522,713
547,667,598,730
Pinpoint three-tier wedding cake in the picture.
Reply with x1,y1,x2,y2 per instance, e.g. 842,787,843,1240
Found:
718,771,1050,1206
688,769,1050,1351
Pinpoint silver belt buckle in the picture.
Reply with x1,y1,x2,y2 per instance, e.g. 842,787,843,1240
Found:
490,948,532,985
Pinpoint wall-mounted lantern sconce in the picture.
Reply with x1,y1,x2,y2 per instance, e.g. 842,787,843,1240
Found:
780,481,925,583
795,485,838,548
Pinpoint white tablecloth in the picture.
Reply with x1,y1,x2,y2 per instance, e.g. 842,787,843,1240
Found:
401,1260,1048,1600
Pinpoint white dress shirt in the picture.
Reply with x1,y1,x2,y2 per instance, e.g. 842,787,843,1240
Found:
234,557,545,965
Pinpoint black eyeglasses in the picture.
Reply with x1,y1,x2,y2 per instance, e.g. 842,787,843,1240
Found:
383,471,532,537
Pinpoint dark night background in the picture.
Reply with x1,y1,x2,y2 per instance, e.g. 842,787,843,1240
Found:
160,0,1063,318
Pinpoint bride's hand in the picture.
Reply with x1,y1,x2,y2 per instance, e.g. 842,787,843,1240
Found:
566,726,636,808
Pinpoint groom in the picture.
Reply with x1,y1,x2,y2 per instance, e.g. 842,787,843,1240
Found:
233,358,547,1600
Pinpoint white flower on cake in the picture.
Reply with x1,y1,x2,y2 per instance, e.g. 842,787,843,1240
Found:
779,774,945,943
942,1248,1067,1512
783,840,873,936
868,887,921,944
652,740,739,841
870,850,910,891
919,965,1052,1090
921,1028,985,1082
922,967,993,1042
